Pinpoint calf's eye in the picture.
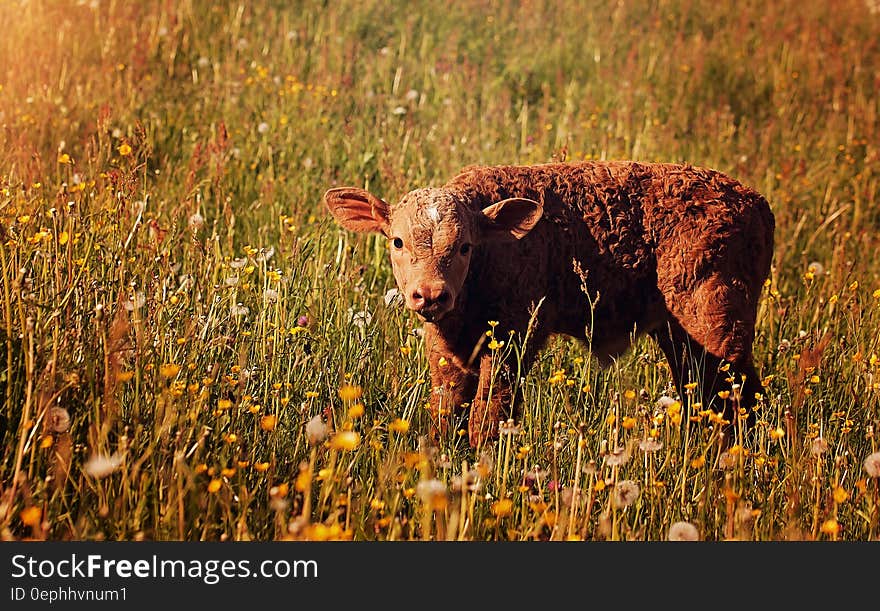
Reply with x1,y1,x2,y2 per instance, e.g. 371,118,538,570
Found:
459,243,471,255
392,237,404,249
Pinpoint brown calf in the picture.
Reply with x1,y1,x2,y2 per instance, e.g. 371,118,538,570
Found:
325,161,775,447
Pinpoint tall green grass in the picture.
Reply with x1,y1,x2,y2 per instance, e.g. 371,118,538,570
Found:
1,0,878,541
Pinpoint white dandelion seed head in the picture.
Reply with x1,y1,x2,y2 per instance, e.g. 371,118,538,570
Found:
47,406,71,433
305,415,328,446
188,212,204,230
656,395,677,409
263,288,279,302
229,257,247,269
810,437,829,456
383,287,403,307
612,480,640,509
864,451,880,478
807,261,825,276
604,445,631,467
668,521,700,541
83,453,123,479
416,479,447,502
639,437,663,453
257,122,270,134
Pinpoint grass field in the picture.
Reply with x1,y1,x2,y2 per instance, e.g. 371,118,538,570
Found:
1,0,879,541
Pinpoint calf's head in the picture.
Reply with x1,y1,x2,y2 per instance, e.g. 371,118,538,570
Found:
324,187,542,322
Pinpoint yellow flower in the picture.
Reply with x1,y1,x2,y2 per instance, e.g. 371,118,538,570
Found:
390,418,410,433
623,389,636,400
207,479,222,493
20,506,42,527
809,375,820,384
295,469,312,492
40,435,54,449
684,381,698,391
717,390,730,399
488,338,504,350
260,415,278,431
305,391,319,398
330,431,360,451
159,363,181,379
873,288,880,299
833,486,849,504
221,467,236,477
492,499,514,518
117,371,134,383
348,403,365,418
57,153,71,164
690,455,706,469
621,416,637,430
438,357,448,367
338,384,362,402
253,462,270,472
217,398,233,410
58,231,69,245
820,518,840,536
117,143,132,156
769,427,786,440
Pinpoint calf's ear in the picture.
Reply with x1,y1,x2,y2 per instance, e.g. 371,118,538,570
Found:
323,187,390,234
480,197,543,241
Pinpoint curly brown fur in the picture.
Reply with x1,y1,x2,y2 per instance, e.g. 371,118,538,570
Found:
325,161,775,447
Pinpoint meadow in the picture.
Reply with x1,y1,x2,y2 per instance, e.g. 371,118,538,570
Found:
1,0,879,541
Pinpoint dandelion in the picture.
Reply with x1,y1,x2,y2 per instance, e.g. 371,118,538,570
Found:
769,427,786,440
47,406,70,433
257,122,270,134
260,415,278,431
621,416,637,430
57,153,71,164
263,288,279,302
159,363,181,379
810,437,829,456
305,415,328,445
330,431,360,451
820,518,840,536
188,212,204,230
639,437,663,453
667,521,700,541
416,479,447,510
231,304,249,317
217,399,233,410
117,143,132,156
253,462,270,472
20,506,42,527
492,498,514,518
833,486,849,504
623,389,636,400
348,403,365,418
83,453,123,478
207,479,222,493
863,451,880,478
604,445,631,467
339,384,363,402
612,480,640,508
390,418,410,434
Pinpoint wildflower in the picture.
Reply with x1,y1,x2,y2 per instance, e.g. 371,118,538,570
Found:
20,506,42,527
623,389,636,400
339,384,363,402
604,445,631,467
833,486,849,504
621,416,637,430
488,338,504,350
257,122,270,134
231,303,249,317
807,261,824,276
438,357,448,367
810,437,829,456
769,427,786,440
499,419,521,435
639,437,663,453
416,479,448,510
390,418,410,434
492,498,514,518
820,518,840,536
83,453,123,478
690,455,706,469
207,479,222,493
217,399,233,410
330,431,360,451
295,468,312,492
717,390,730,399
46,407,70,433
117,143,132,156
348,403,365,418
260,415,278,431
667,521,699,541
263,288,279,302
306,415,328,445
863,451,880,478
612,480,640,508
58,153,71,164
253,462,270,472
159,363,181,379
